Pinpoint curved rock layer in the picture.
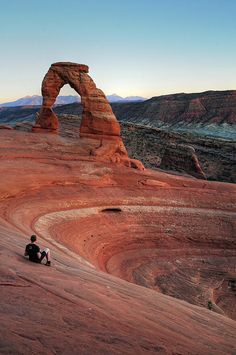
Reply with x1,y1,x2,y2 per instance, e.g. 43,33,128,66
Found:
0,129,236,354
33,200,236,320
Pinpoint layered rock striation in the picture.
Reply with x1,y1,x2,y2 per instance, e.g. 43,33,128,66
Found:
120,122,236,183
0,126,235,354
112,90,236,140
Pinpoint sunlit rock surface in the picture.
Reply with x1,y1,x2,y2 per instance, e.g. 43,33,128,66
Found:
0,126,235,354
34,62,144,171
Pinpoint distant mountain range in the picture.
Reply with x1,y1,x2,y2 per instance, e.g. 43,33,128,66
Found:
111,90,236,140
0,94,146,107
1,90,235,140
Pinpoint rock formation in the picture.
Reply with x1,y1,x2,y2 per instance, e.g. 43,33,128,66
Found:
0,127,236,354
120,122,236,183
112,90,236,140
1,106,235,182
34,62,144,170
160,144,206,179
35,62,120,136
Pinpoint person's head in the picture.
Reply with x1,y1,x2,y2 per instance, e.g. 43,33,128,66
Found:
30,235,37,243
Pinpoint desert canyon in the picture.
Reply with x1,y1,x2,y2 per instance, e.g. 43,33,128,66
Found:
0,62,236,354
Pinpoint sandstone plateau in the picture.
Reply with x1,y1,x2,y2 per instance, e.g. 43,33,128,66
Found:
0,63,236,354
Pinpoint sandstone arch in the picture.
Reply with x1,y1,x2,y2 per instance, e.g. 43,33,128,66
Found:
35,62,120,137
35,62,144,170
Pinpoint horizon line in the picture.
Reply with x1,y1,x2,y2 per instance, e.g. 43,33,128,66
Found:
1,88,236,104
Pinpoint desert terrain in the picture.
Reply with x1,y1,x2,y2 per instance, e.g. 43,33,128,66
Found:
0,63,236,354
0,126,236,354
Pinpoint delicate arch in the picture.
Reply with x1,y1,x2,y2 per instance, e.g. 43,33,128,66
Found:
34,62,145,171
35,62,120,136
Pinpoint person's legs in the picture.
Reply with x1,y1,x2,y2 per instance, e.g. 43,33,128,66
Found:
44,248,51,262
40,248,51,265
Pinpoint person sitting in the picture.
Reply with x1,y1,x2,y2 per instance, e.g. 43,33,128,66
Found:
24,235,51,266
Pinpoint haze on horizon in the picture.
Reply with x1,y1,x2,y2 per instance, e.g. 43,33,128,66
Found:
0,0,235,103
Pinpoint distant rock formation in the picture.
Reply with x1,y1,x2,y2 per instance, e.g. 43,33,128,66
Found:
1,106,235,181
112,90,236,140
160,144,206,179
120,122,236,183
34,62,144,170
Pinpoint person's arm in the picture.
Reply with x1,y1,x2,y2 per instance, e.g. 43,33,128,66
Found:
36,245,41,260
24,246,28,256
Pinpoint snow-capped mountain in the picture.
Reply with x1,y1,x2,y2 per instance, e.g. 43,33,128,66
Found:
0,95,81,107
0,94,146,107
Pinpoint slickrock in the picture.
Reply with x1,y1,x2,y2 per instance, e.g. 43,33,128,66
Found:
0,126,235,354
34,62,144,170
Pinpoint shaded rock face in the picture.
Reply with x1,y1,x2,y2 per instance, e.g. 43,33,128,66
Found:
160,144,206,179
120,122,236,183
35,62,120,136
112,90,236,140
35,62,144,170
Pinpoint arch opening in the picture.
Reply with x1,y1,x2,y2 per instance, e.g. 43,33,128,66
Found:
55,84,81,105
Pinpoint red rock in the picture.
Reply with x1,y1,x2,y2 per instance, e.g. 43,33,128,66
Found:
35,62,120,136
113,90,236,128
160,143,206,179
0,128,235,355
34,62,144,170
0,124,14,130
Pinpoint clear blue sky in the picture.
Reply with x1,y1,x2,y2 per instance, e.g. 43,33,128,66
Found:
0,0,235,102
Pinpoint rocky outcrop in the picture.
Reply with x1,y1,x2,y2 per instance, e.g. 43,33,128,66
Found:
120,122,236,183
35,62,120,136
34,62,144,170
160,144,206,179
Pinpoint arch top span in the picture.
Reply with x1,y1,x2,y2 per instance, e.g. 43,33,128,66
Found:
51,62,89,72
